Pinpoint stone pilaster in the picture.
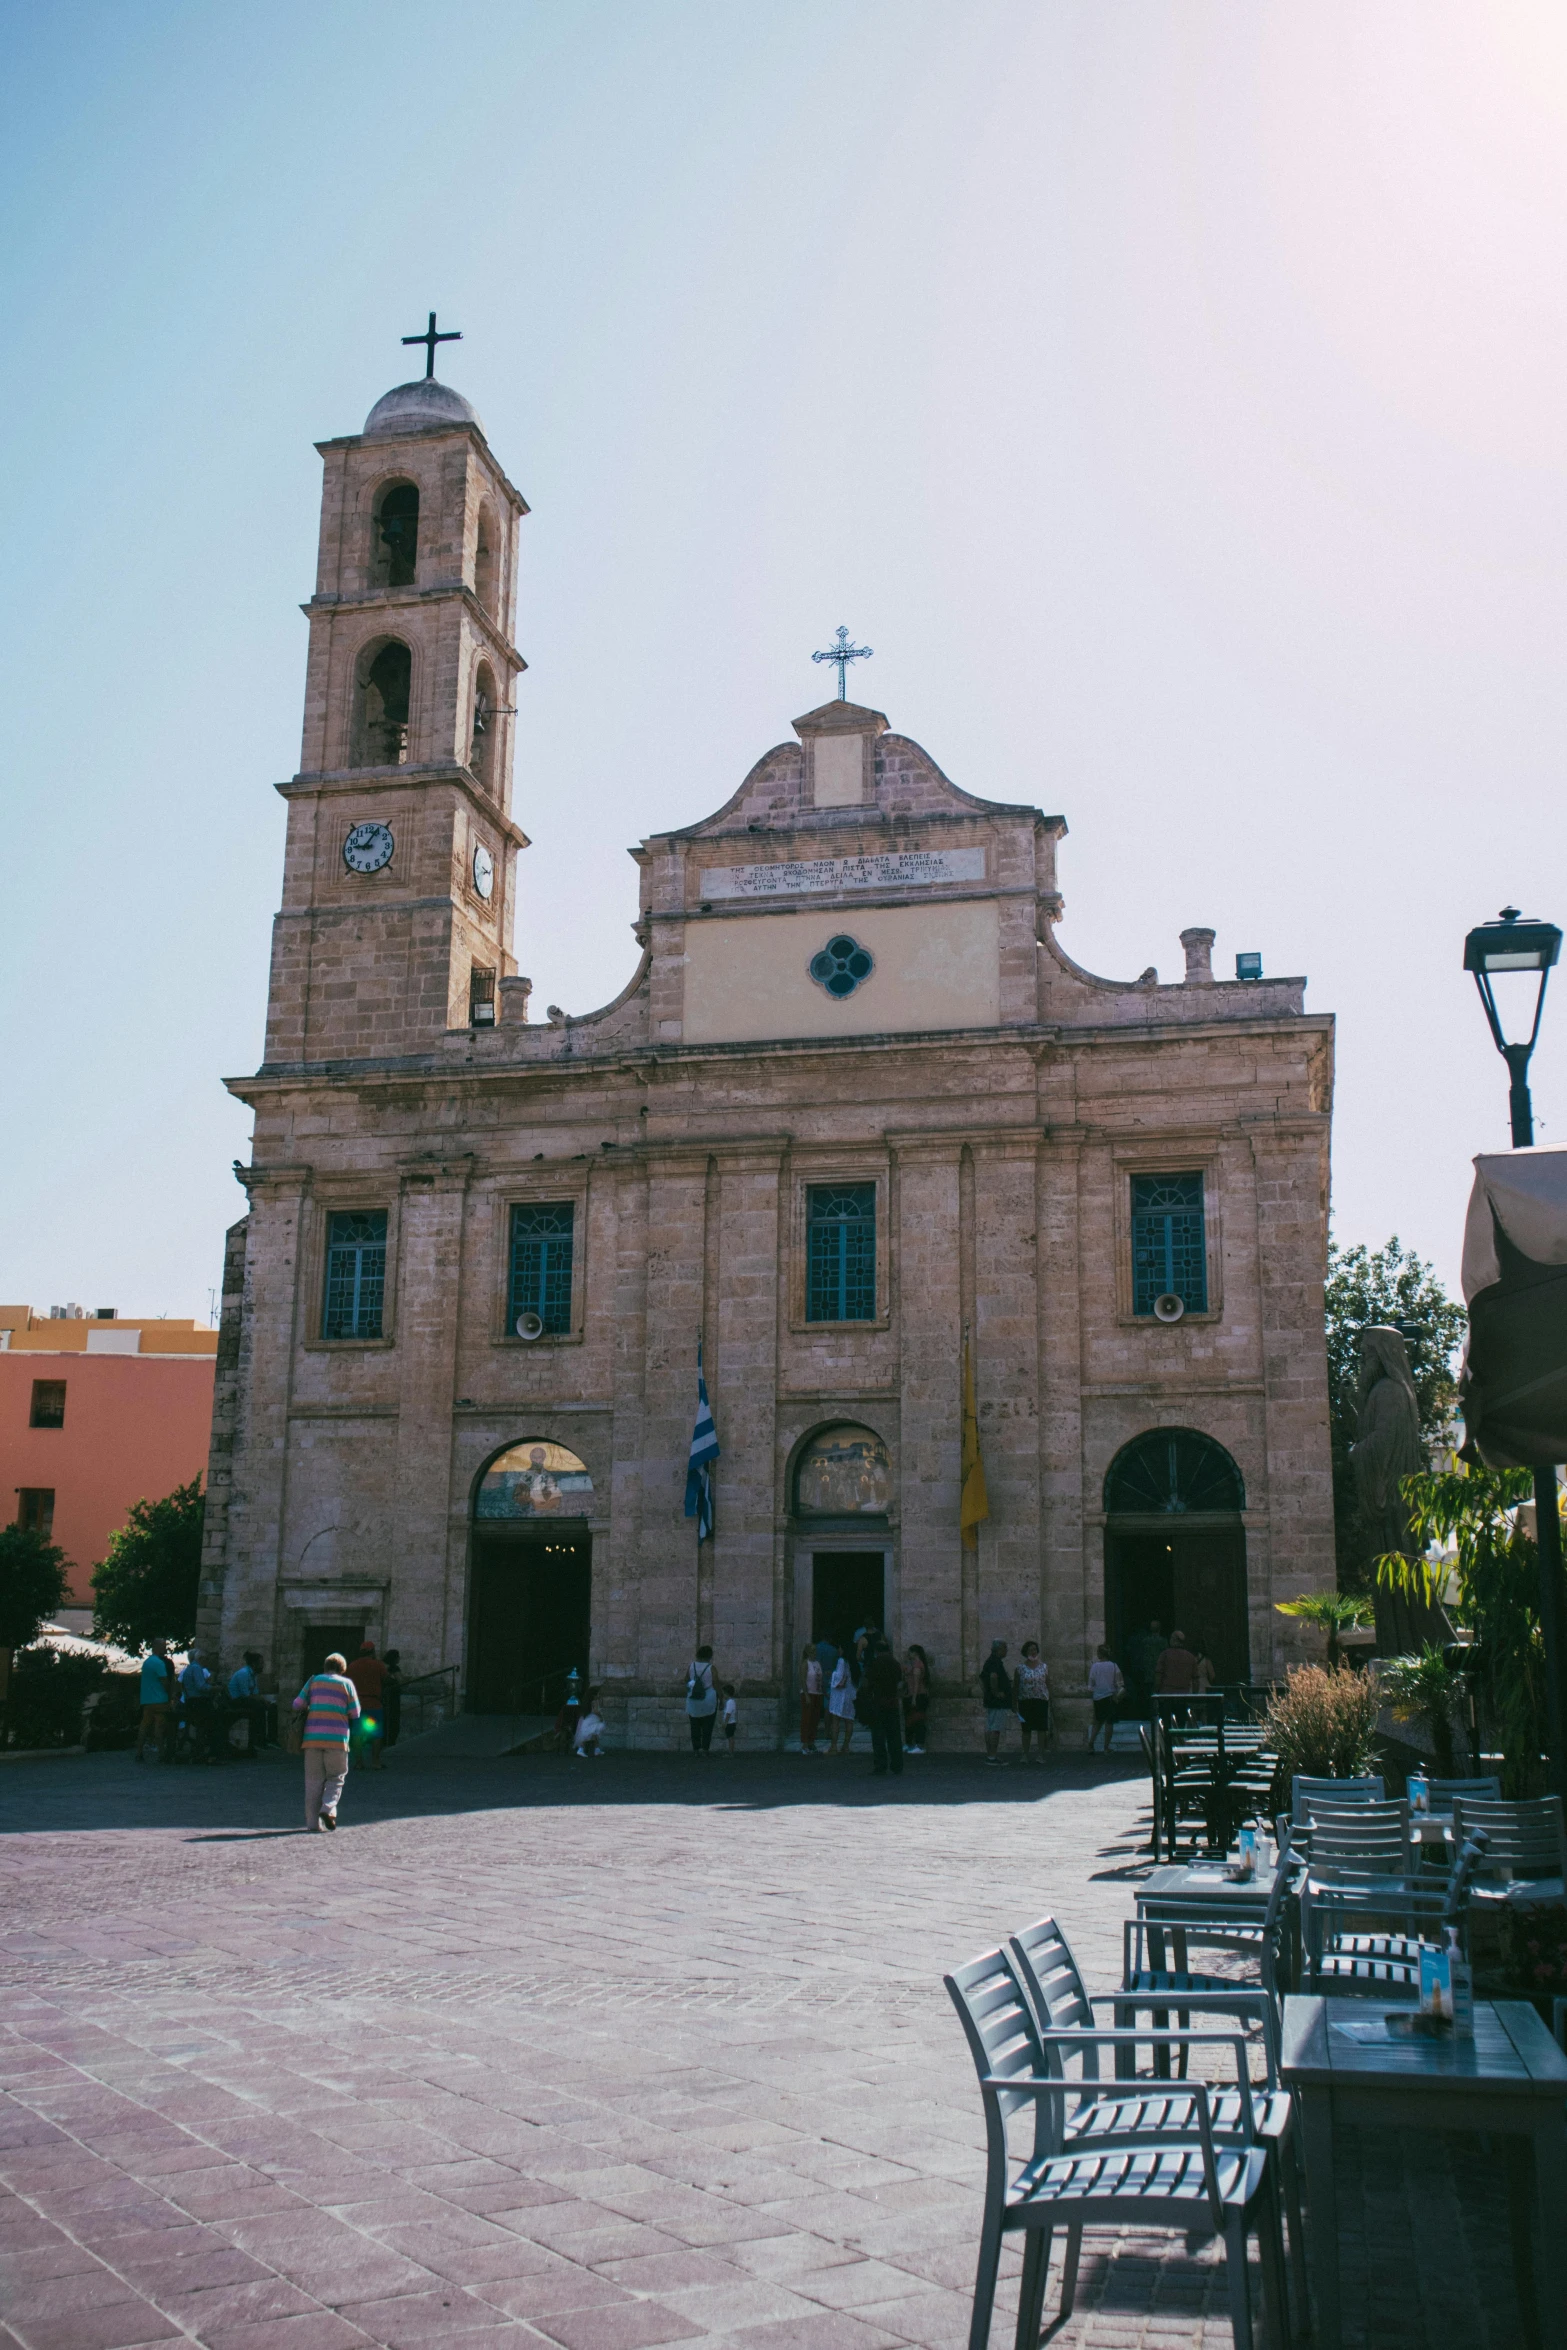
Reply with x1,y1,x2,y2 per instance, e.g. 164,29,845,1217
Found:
389,1158,473,1679
711,1145,786,1695
892,1138,964,1690
217,1165,310,1676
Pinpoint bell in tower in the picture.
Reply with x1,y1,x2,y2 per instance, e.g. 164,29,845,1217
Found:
262,322,531,1068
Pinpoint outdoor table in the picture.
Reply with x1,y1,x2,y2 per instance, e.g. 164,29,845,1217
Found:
1280,1992,1567,2349
1138,1860,1281,1966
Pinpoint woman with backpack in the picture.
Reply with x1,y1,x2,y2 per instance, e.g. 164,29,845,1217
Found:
685,1645,718,1754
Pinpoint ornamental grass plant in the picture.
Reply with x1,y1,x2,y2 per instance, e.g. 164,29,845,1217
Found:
1265,1663,1380,1804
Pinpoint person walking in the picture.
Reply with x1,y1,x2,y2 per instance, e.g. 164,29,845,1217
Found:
1155,1627,1200,1696
902,1644,932,1754
1015,1641,1052,1764
347,1641,387,1769
799,1646,824,1753
292,1653,361,1831
380,1649,403,1752
980,1640,1013,1767
825,1649,856,1755
720,1685,738,1757
1127,1617,1165,1716
685,1646,718,1754
136,1640,176,1762
1086,1645,1125,1751
862,1638,905,1779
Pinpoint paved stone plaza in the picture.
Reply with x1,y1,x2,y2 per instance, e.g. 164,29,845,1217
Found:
0,1748,1529,2350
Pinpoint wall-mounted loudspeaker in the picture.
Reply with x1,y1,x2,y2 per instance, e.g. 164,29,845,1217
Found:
1152,1293,1186,1324
515,1311,545,1341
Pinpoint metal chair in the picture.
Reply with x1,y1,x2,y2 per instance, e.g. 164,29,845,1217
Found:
1012,1905,1309,2331
945,1943,1286,2350
1290,1772,1384,1824
1302,1798,1412,1879
1302,1830,1489,1997
1452,1794,1567,1890
1424,1775,1501,1807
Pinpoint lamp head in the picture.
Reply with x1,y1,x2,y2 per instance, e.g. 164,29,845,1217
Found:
1464,907,1562,975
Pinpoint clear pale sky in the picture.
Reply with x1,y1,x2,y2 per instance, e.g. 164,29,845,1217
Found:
3,2,1564,1321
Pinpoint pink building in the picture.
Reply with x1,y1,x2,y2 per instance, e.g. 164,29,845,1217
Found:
1,1307,217,1609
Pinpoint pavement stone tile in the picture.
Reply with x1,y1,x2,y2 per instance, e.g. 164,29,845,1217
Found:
0,1747,1528,2350
526,2304,703,2350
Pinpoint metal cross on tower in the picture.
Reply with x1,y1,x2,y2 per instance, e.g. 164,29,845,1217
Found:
402,311,462,379
812,625,873,700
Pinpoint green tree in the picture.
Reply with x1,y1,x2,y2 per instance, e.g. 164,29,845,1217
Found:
0,1524,69,1653
1398,1464,1547,1795
92,1479,205,1652
1325,1235,1467,1587
1274,1590,1374,1667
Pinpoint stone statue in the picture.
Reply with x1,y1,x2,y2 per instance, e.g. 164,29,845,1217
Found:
1350,1325,1449,1655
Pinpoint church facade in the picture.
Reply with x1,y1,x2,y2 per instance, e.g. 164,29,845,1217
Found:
199,368,1337,1744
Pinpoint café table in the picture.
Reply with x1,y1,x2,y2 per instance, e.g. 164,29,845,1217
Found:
1280,1992,1567,2350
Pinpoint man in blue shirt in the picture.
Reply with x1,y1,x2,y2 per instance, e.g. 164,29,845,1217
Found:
136,1641,175,1763
226,1650,268,1758
180,1649,215,1763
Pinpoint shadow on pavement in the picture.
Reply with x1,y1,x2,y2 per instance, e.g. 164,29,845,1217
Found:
0,1745,1149,1836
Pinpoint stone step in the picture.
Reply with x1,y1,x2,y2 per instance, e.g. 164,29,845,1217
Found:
396,1713,554,1760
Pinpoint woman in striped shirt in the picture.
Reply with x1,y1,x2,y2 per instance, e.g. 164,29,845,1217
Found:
292,1654,362,1832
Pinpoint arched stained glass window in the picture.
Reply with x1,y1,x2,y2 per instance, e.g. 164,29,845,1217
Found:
1104,1429,1244,1517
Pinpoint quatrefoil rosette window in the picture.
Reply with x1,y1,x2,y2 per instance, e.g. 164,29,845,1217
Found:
809,934,874,999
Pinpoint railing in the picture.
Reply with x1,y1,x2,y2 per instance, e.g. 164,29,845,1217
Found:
397,1666,459,1740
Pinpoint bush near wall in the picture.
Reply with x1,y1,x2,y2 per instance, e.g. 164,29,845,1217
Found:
1,1648,107,1750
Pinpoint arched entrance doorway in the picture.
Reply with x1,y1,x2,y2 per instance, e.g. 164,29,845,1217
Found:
791,1423,893,1653
1104,1430,1249,1691
468,1441,593,1714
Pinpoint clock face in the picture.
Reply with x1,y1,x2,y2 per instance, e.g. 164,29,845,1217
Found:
343,820,394,875
472,841,495,901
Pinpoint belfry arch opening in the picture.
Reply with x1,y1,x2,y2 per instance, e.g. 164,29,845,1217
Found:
470,661,497,790
373,480,419,588
1103,1428,1250,1690
355,639,411,768
467,1441,593,1715
475,502,498,615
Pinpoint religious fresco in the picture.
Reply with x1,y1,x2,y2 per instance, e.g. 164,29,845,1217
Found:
795,1426,891,1516
476,1440,594,1519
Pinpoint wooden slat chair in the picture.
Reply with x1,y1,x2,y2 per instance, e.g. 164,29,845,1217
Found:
1452,1794,1567,1894
945,1944,1286,2350
1012,1909,1308,2330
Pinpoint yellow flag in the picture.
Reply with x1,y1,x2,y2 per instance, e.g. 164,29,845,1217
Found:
961,1335,989,1550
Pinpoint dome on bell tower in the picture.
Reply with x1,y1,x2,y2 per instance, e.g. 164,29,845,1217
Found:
363,377,482,438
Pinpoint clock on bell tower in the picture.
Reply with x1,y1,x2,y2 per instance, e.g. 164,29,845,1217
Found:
262,324,530,1068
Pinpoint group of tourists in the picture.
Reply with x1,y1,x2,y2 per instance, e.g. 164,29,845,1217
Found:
135,1641,272,1764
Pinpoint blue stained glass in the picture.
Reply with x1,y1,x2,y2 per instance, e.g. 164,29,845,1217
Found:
510,1202,575,1333
1131,1173,1208,1316
323,1210,387,1339
806,1183,876,1322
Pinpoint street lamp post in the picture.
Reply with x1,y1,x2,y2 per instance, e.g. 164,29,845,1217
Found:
1464,906,1567,1796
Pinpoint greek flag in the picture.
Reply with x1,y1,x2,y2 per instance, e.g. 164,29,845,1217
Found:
684,1341,720,1542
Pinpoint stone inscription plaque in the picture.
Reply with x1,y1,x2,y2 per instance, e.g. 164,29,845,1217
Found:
698,848,986,900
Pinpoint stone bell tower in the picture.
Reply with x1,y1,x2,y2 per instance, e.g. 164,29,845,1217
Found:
263,334,530,1066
